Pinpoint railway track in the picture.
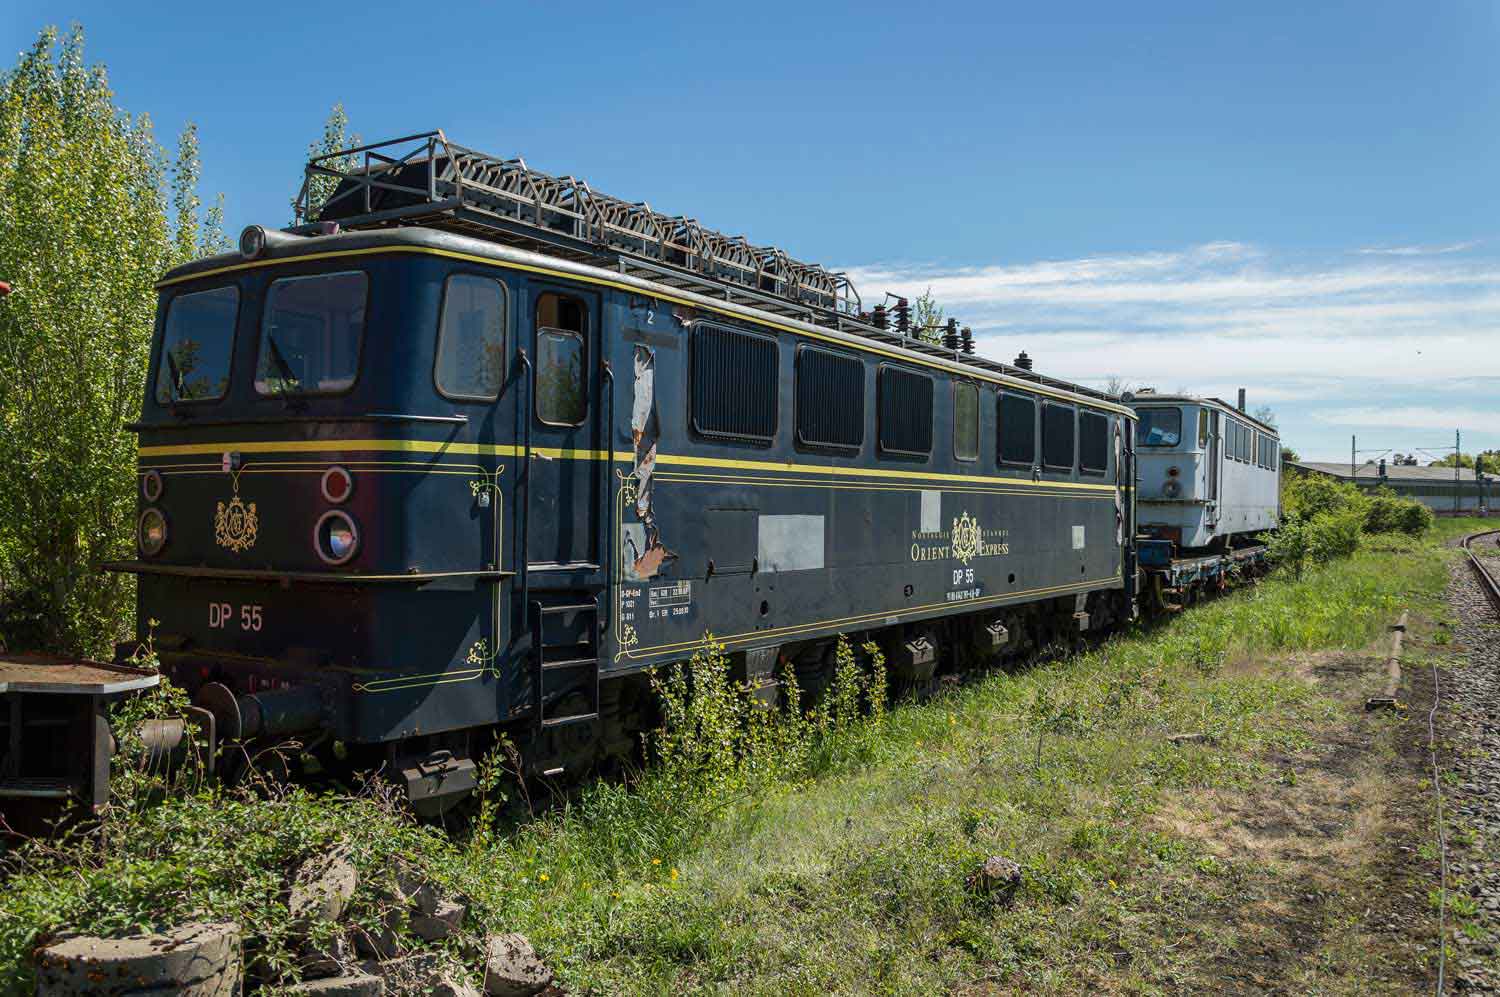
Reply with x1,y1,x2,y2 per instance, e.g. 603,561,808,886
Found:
1460,527,1500,614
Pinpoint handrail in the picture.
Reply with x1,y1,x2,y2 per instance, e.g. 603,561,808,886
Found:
126,412,469,432
100,561,510,585
517,348,534,640
600,360,615,624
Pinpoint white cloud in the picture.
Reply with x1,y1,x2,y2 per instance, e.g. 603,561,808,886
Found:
1312,406,1499,432
1355,241,1480,256
842,239,1500,460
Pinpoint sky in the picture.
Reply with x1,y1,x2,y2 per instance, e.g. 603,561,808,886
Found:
6,1,1498,462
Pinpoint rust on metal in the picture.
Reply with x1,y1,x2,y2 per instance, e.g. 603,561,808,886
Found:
0,654,160,695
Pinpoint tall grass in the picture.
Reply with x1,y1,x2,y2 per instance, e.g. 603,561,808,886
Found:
0,535,1456,994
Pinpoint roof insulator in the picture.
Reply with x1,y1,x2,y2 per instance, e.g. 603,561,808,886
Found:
942,318,960,351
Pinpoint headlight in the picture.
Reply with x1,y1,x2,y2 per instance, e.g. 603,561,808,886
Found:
239,225,267,259
141,469,163,502
138,508,168,556
1163,479,1182,499
314,510,359,565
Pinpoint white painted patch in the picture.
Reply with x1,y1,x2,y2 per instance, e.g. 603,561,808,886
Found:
920,490,941,533
1072,525,1086,550
757,514,825,572
649,581,692,608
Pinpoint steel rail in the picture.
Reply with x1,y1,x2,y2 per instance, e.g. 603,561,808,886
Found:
1460,528,1500,614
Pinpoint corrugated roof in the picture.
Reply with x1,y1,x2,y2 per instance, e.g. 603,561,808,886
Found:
1293,461,1488,482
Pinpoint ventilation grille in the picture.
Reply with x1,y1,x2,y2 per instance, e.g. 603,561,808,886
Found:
691,324,778,443
999,392,1036,465
1042,401,1076,470
878,366,934,456
796,347,864,450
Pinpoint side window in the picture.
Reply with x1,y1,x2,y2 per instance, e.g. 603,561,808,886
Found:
1198,409,1209,447
435,274,507,401
998,392,1036,465
878,365,934,457
1079,410,1108,474
691,323,778,443
795,346,863,451
156,285,239,404
535,292,587,426
1041,401,1076,471
953,381,979,461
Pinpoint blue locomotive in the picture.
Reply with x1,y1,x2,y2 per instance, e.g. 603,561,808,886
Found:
0,132,1276,818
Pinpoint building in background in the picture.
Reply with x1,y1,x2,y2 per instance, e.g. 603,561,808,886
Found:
1291,461,1495,516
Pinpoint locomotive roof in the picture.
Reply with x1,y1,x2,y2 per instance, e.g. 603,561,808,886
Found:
1124,392,1276,435
160,225,1135,417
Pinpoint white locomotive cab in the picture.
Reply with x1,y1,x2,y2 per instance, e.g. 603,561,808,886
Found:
1129,394,1280,552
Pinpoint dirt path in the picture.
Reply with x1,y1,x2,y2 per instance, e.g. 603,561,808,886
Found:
1150,640,1441,995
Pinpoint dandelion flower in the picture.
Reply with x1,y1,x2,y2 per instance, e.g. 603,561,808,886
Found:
651,858,661,866
670,868,679,881
538,872,549,882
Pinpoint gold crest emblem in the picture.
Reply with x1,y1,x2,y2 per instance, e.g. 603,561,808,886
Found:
215,494,259,552
950,510,982,565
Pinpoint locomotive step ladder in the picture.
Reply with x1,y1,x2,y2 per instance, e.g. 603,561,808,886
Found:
528,597,601,734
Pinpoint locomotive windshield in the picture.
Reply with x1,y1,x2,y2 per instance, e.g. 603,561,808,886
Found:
1137,407,1182,447
154,285,239,404
254,271,367,395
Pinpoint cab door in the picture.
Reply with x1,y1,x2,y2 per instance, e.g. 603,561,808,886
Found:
524,285,604,575
1206,410,1221,526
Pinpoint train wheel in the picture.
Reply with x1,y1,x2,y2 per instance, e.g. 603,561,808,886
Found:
791,643,836,706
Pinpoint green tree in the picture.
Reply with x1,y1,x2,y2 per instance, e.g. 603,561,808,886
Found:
296,102,360,222
0,25,225,655
911,287,944,345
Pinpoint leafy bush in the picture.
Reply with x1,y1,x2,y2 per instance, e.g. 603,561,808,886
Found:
1282,472,1366,521
1397,499,1435,536
1269,471,1432,578
1263,508,1363,577
1362,489,1433,537
1307,509,1363,561
649,634,887,804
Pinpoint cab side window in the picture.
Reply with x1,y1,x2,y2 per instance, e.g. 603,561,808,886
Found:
953,381,979,461
1079,410,1108,475
536,293,587,426
435,274,508,401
